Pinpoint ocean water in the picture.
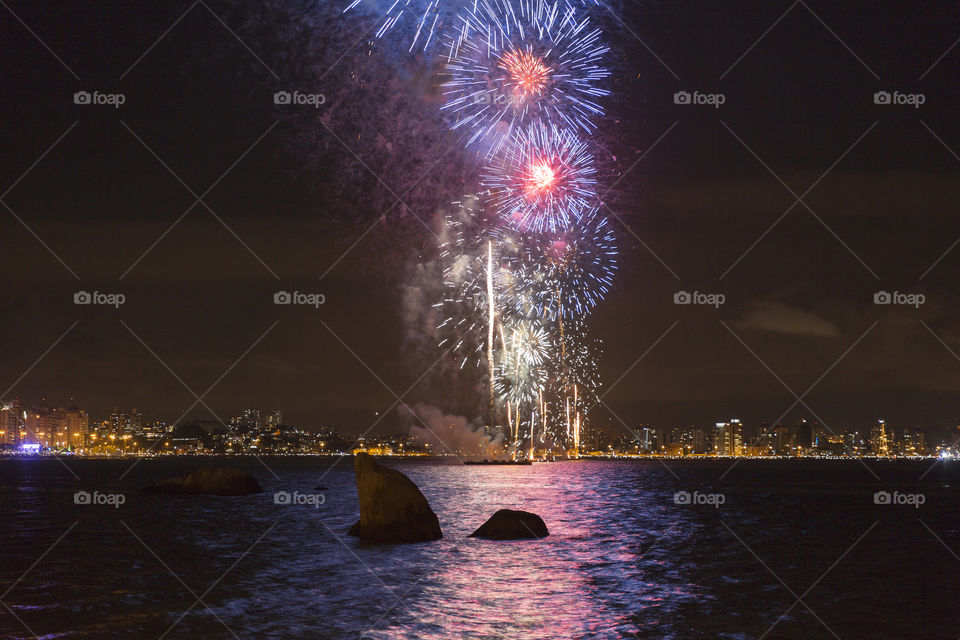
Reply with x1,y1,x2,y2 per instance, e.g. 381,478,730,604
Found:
0,456,958,639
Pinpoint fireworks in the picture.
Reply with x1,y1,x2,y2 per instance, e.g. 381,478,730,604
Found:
524,207,617,320
435,198,615,455
344,0,602,54
500,49,552,98
349,0,619,458
342,0,444,52
434,199,501,370
494,318,551,406
481,122,596,233
440,0,610,153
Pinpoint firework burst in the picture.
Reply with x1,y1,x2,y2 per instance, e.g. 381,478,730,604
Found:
501,207,617,321
482,122,596,233
440,0,609,153
494,317,551,406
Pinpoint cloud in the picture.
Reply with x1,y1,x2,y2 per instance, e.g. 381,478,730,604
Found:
737,300,841,337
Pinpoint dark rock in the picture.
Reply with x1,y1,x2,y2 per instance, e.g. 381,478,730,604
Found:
348,452,441,543
470,509,549,540
142,467,262,496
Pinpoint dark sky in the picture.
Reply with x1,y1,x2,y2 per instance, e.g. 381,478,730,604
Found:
1,1,959,439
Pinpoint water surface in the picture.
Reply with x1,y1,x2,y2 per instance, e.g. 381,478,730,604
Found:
0,457,957,639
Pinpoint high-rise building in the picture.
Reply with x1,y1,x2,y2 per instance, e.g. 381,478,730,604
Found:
714,419,744,456
62,405,89,449
237,408,264,432
108,406,125,436
24,404,53,446
0,398,23,446
901,428,926,456
688,428,708,454
129,408,143,434
870,420,890,456
796,419,814,450
634,427,656,453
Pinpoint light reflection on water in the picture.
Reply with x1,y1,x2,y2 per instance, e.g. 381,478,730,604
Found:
0,457,957,639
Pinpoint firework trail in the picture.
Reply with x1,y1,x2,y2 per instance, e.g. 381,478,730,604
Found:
511,207,618,320
344,0,601,54
435,198,613,456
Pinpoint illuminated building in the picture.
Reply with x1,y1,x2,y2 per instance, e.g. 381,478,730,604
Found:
771,425,793,455
901,428,926,456
21,399,89,449
128,408,143,434
0,398,23,446
108,406,124,436
61,403,89,449
870,419,890,456
714,419,744,456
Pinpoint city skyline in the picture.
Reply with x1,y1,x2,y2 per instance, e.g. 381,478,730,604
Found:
4,391,958,458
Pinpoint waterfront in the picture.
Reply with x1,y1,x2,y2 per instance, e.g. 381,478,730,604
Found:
1,457,958,639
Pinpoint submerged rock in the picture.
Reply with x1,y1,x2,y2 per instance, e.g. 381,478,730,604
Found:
348,452,442,543
470,509,549,540
142,467,262,496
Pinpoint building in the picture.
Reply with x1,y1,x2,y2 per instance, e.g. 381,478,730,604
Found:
796,419,814,450
0,398,23,446
714,419,744,456
870,420,890,456
22,400,89,449
108,406,125,436
232,408,264,433
61,404,89,449
635,427,656,453
128,408,143,434
901,428,926,456
690,428,708,454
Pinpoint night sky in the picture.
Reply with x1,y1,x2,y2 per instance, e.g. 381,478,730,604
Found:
2,1,959,438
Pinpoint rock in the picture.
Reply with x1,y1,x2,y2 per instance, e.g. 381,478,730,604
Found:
348,452,442,543
470,509,549,540
142,467,262,496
